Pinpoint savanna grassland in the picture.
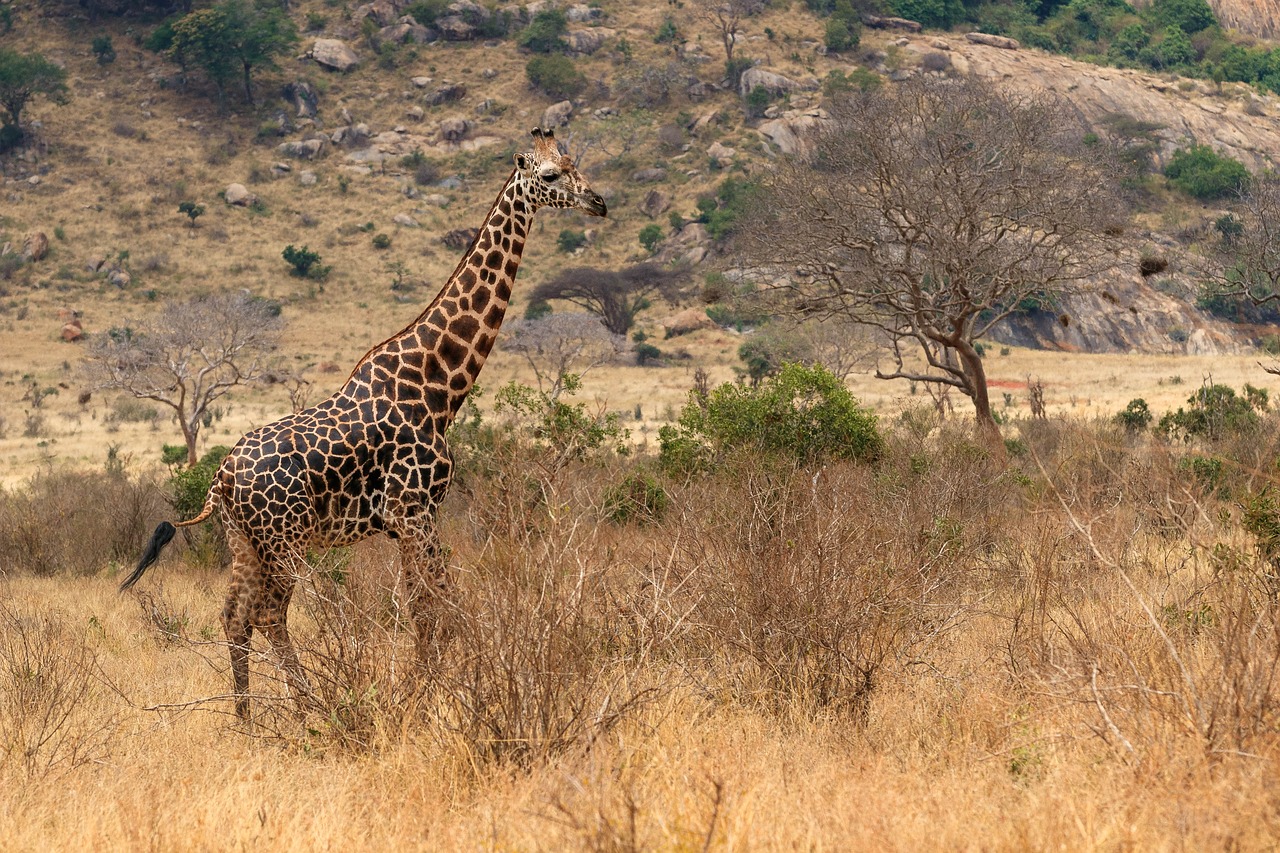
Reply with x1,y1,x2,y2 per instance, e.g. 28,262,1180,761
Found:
8,0,1280,850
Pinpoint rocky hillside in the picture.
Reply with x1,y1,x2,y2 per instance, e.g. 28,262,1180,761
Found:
1211,0,1280,39
0,0,1277,379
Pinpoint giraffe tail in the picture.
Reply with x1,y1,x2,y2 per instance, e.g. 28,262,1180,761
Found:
119,488,219,592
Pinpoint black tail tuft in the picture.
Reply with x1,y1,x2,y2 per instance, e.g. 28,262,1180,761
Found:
120,521,177,592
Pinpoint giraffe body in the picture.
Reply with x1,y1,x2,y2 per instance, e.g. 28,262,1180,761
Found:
122,128,606,718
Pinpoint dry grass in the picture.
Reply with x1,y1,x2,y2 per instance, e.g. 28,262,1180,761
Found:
5,415,1280,849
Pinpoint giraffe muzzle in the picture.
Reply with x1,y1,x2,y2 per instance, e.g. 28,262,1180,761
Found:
580,191,607,217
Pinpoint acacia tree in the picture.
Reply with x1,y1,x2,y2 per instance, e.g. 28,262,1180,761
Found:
0,49,69,135
168,0,297,105
502,313,626,400
85,293,284,465
740,77,1122,443
530,263,686,336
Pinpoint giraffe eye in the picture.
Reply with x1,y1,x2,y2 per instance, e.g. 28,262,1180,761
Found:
539,168,561,183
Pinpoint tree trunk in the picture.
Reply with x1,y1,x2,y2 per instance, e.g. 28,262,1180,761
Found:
181,419,199,467
242,62,254,104
955,341,1004,453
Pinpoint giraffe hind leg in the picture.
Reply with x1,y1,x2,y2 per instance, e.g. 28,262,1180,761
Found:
222,529,263,721
257,570,314,712
400,531,451,663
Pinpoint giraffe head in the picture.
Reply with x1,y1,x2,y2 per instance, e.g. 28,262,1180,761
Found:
513,126,607,217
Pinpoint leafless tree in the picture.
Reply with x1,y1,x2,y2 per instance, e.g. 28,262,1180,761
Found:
84,292,283,465
530,264,687,336
501,313,626,400
738,76,1123,444
688,0,765,66
1199,174,1280,375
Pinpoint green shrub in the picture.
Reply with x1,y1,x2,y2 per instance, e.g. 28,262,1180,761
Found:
406,0,449,26
518,9,568,53
372,232,391,249
745,85,773,118
168,445,231,518
1164,144,1250,200
282,243,329,279
659,362,882,472
889,0,964,29
602,470,669,525
557,229,587,253
1177,453,1227,494
638,223,664,253
696,176,758,241
654,16,679,43
526,54,586,99
92,35,116,65
1157,383,1267,441
1114,398,1153,433
1149,0,1216,34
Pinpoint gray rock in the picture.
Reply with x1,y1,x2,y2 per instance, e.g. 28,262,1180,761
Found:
393,212,421,227
439,117,470,142
284,81,319,118
426,82,467,106
224,183,257,206
565,3,599,22
631,167,667,183
108,268,132,287
436,15,476,40
411,76,432,88
566,28,610,55
407,105,425,121
422,193,450,207
639,189,670,218
21,231,48,262
277,138,327,159
339,107,355,124
739,67,806,98
965,31,1020,49
312,39,360,71
442,227,477,249
542,100,573,128
299,170,318,186
707,141,736,160
353,0,402,26
437,175,463,190
347,147,390,164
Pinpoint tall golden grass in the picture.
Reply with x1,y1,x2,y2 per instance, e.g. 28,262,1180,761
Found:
4,408,1280,849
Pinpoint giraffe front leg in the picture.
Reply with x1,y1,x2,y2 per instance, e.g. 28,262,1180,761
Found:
401,531,451,663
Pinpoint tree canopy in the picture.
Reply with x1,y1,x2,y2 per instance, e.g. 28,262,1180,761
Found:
530,264,687,336
739,76,1123,442
167,0,298,104
0,49,69,133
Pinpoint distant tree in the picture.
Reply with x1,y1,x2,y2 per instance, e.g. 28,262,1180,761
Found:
168,0,298,105
740,77,1123,444
84,293,284,466
530,263,687,336
688,0,765,66
518,8,569,53
1164,144,1250,200
502,313,626,400
1148,0,1216,34
0,49,69,134
178,200,205,229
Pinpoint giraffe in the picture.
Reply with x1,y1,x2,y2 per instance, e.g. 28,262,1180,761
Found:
121,127,607,719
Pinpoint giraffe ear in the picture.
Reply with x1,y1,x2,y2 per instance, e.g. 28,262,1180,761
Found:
514,153,529,170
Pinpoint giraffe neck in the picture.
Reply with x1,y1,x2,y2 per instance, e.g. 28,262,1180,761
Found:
344,169,535,427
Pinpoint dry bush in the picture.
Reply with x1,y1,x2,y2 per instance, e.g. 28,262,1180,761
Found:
427,523,663,767
0,467,165,577
0,597,120,777
663,455,987,716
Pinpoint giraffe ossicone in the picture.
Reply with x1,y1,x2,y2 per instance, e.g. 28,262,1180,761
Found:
121,126,606,720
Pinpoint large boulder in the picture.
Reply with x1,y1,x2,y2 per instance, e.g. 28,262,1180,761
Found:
663,307,718,338
566,28,611,55
639,189,670,218
426,82,467,106
439,117,470,142
965,32,1019,49
352,0,403,26
442,227,477,249
21,231,48,263
312,39,360,71
435,15,476,40
631,167,667,183
542,100,573,128
224,183,257,206
739,67,806,98
277,137,328,159
757,108,831,156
